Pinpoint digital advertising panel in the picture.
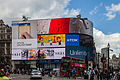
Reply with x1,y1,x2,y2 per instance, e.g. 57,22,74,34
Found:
37,19,51,34
12,39,37,49
12,20,37,39
66,46,93,60
37,34,65,47
69,18,93,36
66,34,79,46
49,18,70,34
12,49,28,60
28,48,65,60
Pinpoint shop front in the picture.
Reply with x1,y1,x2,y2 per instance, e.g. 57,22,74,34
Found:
37,59,61,75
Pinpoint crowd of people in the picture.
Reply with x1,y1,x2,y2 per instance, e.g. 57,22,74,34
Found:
2,66,120,80
83,68,120,80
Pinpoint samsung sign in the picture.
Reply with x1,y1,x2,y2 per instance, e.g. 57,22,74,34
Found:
66,46,93,60
66,34,79,46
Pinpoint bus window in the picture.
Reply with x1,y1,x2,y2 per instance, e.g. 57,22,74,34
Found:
62,57,71,62
72,59,76,63
61,63,70,72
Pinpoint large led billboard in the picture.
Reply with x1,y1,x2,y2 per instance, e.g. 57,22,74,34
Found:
12,49,28,60
12,48,65,60
36,18,93,36
12,20,37,39
37,19,51,34
37,34,65,47
12,21,38,49
49,18,70,34
12,18,93,60
66,46,93,60
65,34,79,46
28,48,65,60
12,39,37,49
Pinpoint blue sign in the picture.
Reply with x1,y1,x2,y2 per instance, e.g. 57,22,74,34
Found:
66,46,93,61
66,34,79,46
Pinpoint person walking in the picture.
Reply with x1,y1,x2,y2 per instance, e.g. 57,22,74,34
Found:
90,68,95,80
117,70,120,80
72,67,76,79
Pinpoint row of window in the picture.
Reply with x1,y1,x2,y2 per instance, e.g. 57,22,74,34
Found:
0,29,11,33
0,35,11,40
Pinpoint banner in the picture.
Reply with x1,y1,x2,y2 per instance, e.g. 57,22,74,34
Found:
28,48,65,60
66,46,93,60
37,34,65,47
66,34,79,46
12,39,37,49
12,49,28,60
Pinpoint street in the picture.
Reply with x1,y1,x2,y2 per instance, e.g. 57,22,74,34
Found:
10,74,87,80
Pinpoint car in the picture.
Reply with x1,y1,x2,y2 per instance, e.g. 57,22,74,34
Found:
30,70,42,79
0,70,12,80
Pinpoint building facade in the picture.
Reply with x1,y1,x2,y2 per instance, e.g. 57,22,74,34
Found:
0,20,12,68
111,54,119,70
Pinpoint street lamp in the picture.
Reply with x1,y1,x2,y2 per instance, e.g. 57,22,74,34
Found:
107,43,110,71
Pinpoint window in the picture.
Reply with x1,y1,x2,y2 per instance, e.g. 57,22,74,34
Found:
7,35,11,39
7,29,11,33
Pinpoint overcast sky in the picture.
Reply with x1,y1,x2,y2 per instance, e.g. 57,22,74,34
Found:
0,0,120,57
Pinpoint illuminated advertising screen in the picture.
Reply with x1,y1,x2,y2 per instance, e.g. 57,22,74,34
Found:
28,48,65,60
12,21,37,49
12,20,37,39
66,46,93,60
66,34,79,46
37,34,65,47
37,19,51,34
12,49,28,60
12,39,37,49
49,18,70,34
69,18,93,36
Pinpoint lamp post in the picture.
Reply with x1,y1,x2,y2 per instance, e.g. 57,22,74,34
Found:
107,43,110,71
107,43,110,80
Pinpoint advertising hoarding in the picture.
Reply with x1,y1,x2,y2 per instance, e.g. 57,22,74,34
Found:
66,34,79,46
37,19,51,34
49,18,70,34
69,18,93,36
66,46,93,60
12,49,28,60
12,20,37,39
28,48,65,60
12,39,37,49
37,34,65,47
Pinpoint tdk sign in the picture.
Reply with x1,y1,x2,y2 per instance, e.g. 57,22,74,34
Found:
66,34,79,46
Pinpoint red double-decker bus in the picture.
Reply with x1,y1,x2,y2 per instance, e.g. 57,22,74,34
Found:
60,56,86,76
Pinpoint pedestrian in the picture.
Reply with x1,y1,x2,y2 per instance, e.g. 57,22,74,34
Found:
72,67,76,79
117,70,120,80
100,70,103,80
90,68,95,80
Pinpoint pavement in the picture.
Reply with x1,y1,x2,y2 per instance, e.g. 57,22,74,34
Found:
9,74,98,80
